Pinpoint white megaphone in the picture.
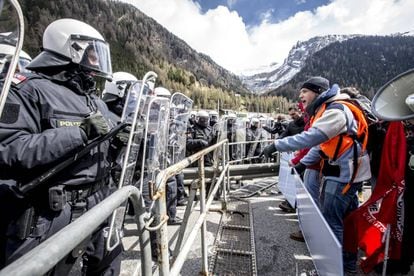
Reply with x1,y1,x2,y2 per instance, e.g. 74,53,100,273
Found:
372,68,414,121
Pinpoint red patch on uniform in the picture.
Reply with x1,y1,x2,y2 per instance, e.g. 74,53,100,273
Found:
11,73,27,85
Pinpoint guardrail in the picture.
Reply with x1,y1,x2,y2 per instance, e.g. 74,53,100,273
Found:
0,138,278,276
0,186,152,276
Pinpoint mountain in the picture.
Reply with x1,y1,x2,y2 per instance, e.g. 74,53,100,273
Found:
18,0,292,113
267,35,414,100
242,35,356,94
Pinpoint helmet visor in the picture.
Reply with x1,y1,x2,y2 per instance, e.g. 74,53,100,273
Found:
69,36,112,79
18,57,31,73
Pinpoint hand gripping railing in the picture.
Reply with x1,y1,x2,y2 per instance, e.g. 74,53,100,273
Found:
0,186,152,276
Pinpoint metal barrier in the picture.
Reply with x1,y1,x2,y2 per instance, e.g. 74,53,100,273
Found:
1,138,279,276
0,186,152,276
295,171,343,276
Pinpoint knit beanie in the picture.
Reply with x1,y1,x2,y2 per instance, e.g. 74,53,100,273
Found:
301,76,330,94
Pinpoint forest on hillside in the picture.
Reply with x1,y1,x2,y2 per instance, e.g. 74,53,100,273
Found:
270,36,414,100
18,0,291,113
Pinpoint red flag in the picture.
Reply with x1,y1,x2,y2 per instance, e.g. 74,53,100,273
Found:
343,122,406,273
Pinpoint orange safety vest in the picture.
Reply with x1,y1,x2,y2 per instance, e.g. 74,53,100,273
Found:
310,100,368,160
310,100,369,193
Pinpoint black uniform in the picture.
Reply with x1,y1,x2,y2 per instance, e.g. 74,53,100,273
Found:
186,122,214,166
0,72,121,274
263,121,286,136
246,126,263,161
278,116,305,139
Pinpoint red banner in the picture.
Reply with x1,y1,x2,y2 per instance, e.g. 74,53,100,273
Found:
343,122,406,273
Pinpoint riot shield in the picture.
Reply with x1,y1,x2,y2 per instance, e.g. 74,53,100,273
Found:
234,118,246,160
169,92,193,165
106,71,157,251
140,96,170,191
260,118,271,148
0,0,24,116
246,127,262,158
223,117,245,161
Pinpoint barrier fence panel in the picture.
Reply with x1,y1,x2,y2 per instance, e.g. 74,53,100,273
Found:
278,152,296,207
295,173,343,276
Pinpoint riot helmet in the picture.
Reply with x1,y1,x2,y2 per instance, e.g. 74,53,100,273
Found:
209,110,219,127
27,18,112,80
250,118,260,129
0,43,31,75
102,71,137,103
227,113,237,126
196,110,209,128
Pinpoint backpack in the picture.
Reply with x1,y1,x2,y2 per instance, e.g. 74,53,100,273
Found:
340,87,387,181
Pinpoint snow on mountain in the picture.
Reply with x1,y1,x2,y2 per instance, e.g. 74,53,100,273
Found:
242,34,357,94
240,62,281,77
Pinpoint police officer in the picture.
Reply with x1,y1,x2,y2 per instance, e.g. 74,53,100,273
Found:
186,110,214,166
246,118,262,162
0,19,121,274
153,87,183,225
0,43,32,78
209,110,219,127
102,71,138,124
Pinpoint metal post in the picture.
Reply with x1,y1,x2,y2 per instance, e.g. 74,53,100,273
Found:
226,141,230,192
382,224,391,276
199,157,209,275
157,184,170,276
222,143,227,208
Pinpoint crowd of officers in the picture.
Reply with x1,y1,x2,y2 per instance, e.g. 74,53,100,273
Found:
0,17,295,274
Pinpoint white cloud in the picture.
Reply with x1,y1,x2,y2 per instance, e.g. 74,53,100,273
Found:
119,0,414,75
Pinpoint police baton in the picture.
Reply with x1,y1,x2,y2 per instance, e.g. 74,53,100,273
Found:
19,123,128,195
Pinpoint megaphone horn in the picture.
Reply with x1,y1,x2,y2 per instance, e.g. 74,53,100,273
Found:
372,68,414,121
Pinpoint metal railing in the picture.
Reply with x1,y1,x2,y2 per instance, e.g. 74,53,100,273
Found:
0,186,152,276
0,138,278,276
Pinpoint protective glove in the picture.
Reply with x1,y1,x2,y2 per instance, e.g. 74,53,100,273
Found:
80,111,110,140
197,139,209,148
293,162,306,175
261,143,277,158
115,125,131,145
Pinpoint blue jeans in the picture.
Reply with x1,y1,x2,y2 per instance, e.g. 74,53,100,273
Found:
304,169,320,208
321,179,361,271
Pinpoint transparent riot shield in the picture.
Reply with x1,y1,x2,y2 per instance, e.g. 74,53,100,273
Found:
106,71,157,251
223,117,245,161
169,92,193,165
246,127,262,158
234,118,246,160
260,118,271,148
140,96,170,191
0,0,24,116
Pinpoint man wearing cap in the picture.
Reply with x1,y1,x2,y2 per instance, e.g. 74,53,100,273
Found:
261,76,371,274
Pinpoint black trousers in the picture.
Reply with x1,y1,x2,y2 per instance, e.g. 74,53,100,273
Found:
0,184,122,275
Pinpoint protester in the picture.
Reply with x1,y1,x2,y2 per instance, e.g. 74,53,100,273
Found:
261,76,371,273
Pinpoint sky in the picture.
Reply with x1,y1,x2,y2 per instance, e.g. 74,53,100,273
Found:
120,0,414,75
